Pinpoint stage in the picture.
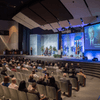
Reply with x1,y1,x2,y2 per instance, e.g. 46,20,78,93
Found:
0,54,100,78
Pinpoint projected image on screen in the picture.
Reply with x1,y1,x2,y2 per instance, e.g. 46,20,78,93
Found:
62,32,84,57
84,23,100,50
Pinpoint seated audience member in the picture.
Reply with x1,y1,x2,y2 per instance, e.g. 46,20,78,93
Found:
45,73,50,83
8,77,18,90
1,68,7,76
28,83,47,100
16,64,20,69
11,66,17,72
64,63,69,73
69,72,78,81
1,76,10,87
28,74,36,83
77,69,86,78
37,77,47,86
37,64,42,70
47,77,59,91
32,70,39,78
0,60,2,67
76,63,81,68
25,62,29,67
23,62,26,67
18,81,28,92
5,65,11,71
33,66,38,72
21,65,28,71
60,73,71,83
28,64,32,68
57,62,60,67
54,63,58,68
42,68,47,74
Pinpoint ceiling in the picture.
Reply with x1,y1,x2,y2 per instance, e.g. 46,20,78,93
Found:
1,0,100,30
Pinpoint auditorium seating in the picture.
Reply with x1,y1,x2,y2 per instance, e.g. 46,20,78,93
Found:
0,57,88,100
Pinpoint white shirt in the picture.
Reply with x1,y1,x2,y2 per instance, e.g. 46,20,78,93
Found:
8,83,18,90
33,74,39,78
6,67,11,71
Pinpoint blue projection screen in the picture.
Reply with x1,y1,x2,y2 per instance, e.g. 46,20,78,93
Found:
84,23,100,50
62,32,84,57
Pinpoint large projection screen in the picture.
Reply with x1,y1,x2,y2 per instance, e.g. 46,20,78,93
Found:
84,23,100,50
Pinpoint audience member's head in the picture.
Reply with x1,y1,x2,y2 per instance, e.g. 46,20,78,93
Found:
5,64,8,67
44,68,47,71
63,73,67,77
33,66,36,69
12,77,16,84
32,70,35,74
32,82,37,89
77,63,79,66
4,76,9,83
18,81,26,90
80,69,83,73
21,65,24,69
54,63,57,66
71,63,73,66
18,64,20,66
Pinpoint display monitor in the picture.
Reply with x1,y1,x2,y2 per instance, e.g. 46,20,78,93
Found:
84,23,100,50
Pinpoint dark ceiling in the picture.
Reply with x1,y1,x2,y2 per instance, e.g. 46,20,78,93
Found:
21,0,73,25
0,0,42,20
0,0,73,25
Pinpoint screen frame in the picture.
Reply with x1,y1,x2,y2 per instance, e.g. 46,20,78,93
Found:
84,22,100,51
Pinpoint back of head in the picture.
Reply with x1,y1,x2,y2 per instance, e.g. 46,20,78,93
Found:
32,70,35,74
32,82,36,89
12,77,16,84
4,76,9,83
80,69,83,73
63,73,67,77
18,81,26,90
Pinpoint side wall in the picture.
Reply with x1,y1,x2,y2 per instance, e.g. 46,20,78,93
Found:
0,20,18,54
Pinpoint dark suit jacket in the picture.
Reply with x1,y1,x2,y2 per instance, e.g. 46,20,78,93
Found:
37,80,47,86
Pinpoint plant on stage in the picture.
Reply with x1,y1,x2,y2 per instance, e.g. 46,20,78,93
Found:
50,46,52,50
41,46,44,55
53,54,61,58
53,47,57,54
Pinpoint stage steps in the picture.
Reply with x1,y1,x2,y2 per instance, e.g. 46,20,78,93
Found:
79,63,100,78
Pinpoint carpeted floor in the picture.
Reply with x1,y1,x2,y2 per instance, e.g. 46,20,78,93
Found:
62,75,100,100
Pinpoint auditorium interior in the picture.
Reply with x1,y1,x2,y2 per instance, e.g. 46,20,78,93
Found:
0,0,100,100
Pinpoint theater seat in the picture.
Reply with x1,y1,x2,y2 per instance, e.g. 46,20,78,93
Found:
37,84,47,96
27,93,39,100
9,88,19,100
18,91,28,100
46,86,61,100
59,81,72,97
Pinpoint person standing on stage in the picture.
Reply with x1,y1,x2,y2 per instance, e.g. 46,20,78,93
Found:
30,47,32,55
61,46,63,57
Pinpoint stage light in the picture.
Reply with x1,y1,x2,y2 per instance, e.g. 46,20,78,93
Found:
92,57,98,61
